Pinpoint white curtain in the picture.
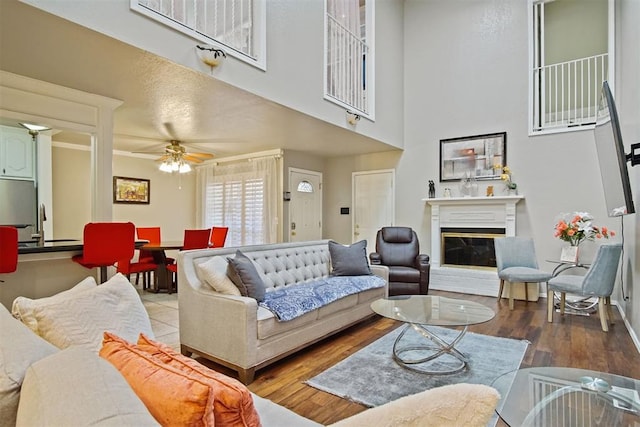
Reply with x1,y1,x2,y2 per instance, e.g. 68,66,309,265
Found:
326,0,363,109
327,0,360,33
196,156,278,246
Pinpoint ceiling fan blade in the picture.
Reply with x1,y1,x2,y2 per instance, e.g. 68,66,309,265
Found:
163,122,179,140
155,154,171,162
183,154,206,163
185,152,215,159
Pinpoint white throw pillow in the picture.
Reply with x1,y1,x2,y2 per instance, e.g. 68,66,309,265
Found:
196,256,241,296
11,276,97,335
0,304,58,427
21,273,154,353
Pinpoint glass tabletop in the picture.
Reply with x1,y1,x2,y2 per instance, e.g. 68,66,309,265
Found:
493,367,640,426
370,295,495,327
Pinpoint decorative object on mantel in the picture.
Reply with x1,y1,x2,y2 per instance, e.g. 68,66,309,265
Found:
428,180,436,198
496,164,517,195
486,185,494,197
554,212,614,263
443,188,452,198
459,172,479,197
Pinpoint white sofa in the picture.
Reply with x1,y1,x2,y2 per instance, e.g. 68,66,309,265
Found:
178,240,389,384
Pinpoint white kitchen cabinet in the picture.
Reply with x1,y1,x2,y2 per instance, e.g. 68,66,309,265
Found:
0,125,34,179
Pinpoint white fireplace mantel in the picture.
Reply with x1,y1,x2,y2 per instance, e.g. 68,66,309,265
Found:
424,195,524,268
423,195,535,299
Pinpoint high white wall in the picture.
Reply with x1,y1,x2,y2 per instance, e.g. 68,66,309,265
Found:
22,0,404,150
323,0,638,343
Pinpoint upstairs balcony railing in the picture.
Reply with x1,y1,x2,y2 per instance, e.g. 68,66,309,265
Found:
133,0,263,68
533,53,608,132
325,14,369,115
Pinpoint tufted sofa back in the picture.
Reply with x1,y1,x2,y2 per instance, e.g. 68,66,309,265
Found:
240,242,331,291
184,240,332,293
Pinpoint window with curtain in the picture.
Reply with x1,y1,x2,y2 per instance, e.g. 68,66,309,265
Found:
197,156,278,246
325,0,373,117
131,0,266,70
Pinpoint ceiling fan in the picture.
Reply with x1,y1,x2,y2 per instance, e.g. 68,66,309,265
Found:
123,122,223,173
154,140,214,173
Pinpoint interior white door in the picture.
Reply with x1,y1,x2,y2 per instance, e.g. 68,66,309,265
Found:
289,168,323,242
352,170,395,251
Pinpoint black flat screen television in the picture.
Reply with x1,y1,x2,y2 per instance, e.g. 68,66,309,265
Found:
593,81,635,217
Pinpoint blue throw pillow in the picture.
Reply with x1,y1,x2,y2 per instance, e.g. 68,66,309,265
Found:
328,240,372,276
226,250,266,301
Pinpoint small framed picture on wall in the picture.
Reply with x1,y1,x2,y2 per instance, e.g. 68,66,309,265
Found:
113,176,150,204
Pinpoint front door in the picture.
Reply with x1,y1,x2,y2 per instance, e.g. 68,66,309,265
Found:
289,168,323,242
352,169,395,251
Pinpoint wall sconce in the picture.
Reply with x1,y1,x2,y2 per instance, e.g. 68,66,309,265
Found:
346,110,361,126
196,44,227,67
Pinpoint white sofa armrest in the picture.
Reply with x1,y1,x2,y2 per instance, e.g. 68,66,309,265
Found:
328,383,500,427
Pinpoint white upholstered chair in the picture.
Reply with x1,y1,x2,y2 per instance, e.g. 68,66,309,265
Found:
494,237,552,310
547,243,622,332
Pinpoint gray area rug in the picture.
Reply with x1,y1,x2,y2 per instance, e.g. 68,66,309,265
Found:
306,325,529,408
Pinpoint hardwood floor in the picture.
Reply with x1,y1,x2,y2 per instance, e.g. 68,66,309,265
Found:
199,290,640,426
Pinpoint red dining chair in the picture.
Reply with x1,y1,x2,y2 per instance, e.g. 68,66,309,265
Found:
167,229,211,292
0,226,18,281
210,226,229,248
116,256,157,289
72,222,135,283
136,226,174,288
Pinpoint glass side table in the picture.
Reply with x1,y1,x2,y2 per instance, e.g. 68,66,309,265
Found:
493,367,640,426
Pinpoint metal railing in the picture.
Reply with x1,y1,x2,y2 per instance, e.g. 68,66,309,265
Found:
326,14,369,115
533,54,608,132
137,0,255,59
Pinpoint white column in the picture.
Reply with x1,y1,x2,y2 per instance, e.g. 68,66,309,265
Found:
430,204,441,268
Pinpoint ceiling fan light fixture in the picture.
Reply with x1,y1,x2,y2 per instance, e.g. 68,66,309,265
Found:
159,161,173,173
179,162,192,173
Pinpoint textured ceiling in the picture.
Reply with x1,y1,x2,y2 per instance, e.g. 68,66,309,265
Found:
0,0,396,159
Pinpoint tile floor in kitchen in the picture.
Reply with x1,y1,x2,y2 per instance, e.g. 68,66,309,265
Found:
133,280,180,351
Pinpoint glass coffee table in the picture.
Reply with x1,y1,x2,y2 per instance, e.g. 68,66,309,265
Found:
493,367,640,426
370,295,495,375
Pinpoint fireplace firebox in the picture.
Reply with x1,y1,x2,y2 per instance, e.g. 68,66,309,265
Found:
441,228,505,269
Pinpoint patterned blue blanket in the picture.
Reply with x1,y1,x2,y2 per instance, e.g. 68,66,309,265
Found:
259,275,385,322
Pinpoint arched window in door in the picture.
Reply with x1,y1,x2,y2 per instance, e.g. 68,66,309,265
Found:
297,180,314,193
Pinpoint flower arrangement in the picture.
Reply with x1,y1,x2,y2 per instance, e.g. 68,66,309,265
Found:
554,212,614,246
495,165,517,191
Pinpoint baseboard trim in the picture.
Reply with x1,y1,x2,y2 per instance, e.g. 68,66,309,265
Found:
612,300,640,354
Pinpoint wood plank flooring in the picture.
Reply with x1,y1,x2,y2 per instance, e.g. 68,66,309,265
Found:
198,290,640,426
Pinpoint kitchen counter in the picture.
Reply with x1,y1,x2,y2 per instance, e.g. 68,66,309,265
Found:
18,239,83,254
2,240,150,309
17,239,149,254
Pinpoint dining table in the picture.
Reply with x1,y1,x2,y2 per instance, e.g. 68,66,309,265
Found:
140,241,183,293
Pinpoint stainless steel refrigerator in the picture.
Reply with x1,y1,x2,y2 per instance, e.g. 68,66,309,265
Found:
0,179,37,241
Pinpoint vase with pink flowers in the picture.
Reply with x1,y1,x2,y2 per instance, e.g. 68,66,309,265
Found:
554,212,614,262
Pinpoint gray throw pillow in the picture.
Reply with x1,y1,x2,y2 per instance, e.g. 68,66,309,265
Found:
328,240,372,276
226,250,266,301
